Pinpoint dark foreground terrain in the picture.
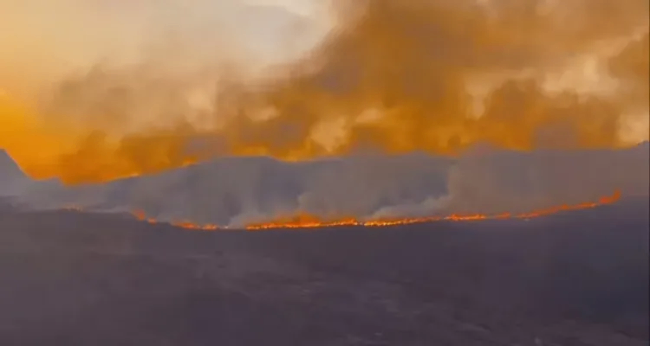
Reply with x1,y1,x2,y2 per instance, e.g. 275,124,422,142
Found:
0,200,648,346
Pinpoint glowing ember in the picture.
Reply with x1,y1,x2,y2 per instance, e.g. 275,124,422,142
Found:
171,221,218,231
131,209,218,230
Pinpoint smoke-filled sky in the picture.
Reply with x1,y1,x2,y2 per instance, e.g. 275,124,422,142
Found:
0,0,648,184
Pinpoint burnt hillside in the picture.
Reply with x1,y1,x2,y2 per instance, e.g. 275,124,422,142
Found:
0,198,648,346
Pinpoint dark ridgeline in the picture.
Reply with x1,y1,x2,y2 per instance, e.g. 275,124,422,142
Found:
0,150,30,197
0,197,647,346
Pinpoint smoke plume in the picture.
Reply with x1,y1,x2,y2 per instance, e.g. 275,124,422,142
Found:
0,0,647,184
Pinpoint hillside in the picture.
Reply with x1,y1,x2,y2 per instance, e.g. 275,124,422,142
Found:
0,197,647,345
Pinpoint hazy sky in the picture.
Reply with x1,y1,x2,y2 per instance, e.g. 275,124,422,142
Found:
0,0,331,94
0,0,647,183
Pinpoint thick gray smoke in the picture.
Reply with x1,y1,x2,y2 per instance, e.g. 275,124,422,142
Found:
5,145,648,227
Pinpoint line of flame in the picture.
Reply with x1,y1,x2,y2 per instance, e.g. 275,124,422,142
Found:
244,190,622,230
60,190,621,231
57,189,622,231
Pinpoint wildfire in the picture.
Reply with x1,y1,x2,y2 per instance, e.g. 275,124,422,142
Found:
118,190,621,231
59,190,621,231
244,190,622,230
131,209,219,230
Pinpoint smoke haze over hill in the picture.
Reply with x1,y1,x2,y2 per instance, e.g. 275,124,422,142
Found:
2,144,646,227
0,0,648,184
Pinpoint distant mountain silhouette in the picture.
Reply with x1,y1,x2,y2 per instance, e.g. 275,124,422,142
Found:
0,149,30,196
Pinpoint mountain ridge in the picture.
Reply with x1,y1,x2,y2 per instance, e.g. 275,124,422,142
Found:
5,144,646,226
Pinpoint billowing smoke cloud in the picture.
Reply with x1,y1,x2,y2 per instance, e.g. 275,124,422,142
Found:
0,0,648,184
0,0,333,180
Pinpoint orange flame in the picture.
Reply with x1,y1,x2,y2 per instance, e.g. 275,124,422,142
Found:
131,209,219,230
170,221,219,231
60,190,621,231
244,190,622,230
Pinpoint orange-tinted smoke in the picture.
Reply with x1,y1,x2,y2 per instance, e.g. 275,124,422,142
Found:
2,0,648,184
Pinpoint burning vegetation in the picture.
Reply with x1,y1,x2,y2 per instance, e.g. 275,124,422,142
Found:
107,189,621,231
